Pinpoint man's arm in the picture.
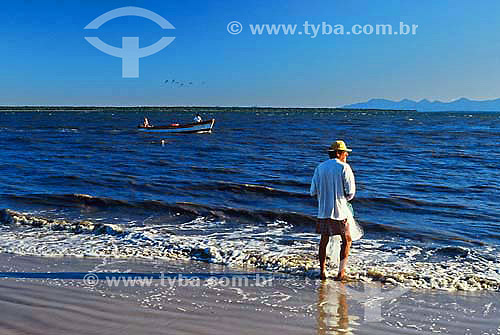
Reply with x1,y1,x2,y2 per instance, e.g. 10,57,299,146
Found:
310,167,318,196
343,165,356,201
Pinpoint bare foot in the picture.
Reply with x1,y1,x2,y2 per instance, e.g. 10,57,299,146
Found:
334,271,346,281
320,269,331,280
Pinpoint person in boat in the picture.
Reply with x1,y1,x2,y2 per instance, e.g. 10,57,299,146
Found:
310,140,356,281
194,113,202,123
143,117,152,128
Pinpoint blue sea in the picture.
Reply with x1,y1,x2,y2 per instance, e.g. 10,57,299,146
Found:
0,109,499,290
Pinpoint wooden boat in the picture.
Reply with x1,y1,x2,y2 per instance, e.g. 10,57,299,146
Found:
138,119,215,133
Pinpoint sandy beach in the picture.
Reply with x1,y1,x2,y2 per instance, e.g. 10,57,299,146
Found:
0,254,498,335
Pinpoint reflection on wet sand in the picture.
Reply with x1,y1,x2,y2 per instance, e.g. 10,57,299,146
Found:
317,281,359,334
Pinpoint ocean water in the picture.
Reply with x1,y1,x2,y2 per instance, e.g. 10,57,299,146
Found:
0,109,499,291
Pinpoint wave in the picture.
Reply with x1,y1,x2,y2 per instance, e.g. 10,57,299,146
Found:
2,193,412,237
408,183,462,193
180,181,310,199
433,246,471,258
256,179,309,188
4,193,491,242
0,209,124,235
352,195,499,223
34,175,107,188
0,208,498,292
4,193,317,226
6,193,134,209
354,196,468,210
468,184,500,192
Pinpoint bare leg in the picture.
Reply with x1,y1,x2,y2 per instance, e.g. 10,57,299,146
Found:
319,233,330,280
335,222,352,281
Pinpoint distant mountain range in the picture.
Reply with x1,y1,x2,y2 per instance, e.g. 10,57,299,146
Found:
343,97,500,112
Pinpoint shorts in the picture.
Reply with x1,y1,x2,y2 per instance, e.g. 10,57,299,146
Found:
316,218,348,236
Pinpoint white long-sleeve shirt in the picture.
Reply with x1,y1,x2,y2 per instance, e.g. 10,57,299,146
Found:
310,158,356,220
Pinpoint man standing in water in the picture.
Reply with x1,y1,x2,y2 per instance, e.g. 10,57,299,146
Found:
310,140,356,280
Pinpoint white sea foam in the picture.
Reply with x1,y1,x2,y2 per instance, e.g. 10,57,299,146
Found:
0,209,499,291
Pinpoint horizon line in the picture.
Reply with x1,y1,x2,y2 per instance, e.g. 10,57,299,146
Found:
0,105,418,111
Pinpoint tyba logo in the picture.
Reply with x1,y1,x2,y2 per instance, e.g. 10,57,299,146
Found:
84,6,175,78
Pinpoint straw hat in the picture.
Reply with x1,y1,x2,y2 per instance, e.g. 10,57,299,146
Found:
327,140,352,152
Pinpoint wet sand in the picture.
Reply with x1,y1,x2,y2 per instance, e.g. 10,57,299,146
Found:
0,254,499,334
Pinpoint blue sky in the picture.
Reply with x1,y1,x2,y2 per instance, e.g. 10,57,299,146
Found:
1,0,499,106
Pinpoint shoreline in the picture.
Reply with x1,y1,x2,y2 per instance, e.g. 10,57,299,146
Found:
0,253,499,334
1,208,499,292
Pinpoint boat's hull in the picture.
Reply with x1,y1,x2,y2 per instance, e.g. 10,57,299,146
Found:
138,119,215,133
